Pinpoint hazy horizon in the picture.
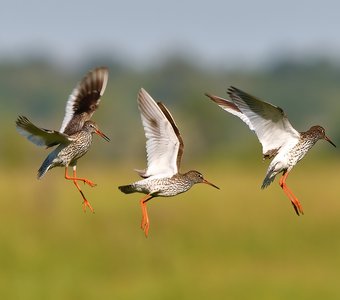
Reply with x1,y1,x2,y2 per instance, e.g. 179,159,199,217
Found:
3,0,340,68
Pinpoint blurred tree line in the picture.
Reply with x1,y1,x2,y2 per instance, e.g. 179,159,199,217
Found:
1,54,339,169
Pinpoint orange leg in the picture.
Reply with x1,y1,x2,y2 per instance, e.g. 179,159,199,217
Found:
64,166,95,213
64,166,96,187
139,194,153,238
279,172,304,216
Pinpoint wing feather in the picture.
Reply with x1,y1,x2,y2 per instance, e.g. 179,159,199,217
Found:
205,93,255,130
60,66,109,135
207,87,300,158
137,88,181,177
16,116,71,147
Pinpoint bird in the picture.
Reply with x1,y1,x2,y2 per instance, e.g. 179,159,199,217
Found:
16,66,110,212
206,86,336,215
118,88,219,237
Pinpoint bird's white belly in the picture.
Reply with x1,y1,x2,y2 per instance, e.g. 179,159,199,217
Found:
134,176,192,197
269,139,316,173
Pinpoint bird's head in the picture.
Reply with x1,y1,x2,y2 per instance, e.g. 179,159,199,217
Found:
309,125,336,147
83,120,110,142
186,170,220,189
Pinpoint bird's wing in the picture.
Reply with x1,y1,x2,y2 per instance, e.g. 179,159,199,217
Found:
205,93,254,129
157,101,184,170
137,88,181,178
16,116,71,147
60,66,109,135
207,87,300,158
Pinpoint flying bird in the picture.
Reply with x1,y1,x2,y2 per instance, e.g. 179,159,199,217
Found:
16,67,110,212
119,88,219,237
206,86,336,215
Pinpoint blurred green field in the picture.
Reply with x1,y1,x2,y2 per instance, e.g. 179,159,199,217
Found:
1,159,340,300
2,46,340,300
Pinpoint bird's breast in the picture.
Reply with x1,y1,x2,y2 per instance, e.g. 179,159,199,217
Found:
285,138,317,168
135,176,193,197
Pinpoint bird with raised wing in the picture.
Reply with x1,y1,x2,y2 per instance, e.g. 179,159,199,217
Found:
16,67,110,212
206,86,336,215
119,88,219,237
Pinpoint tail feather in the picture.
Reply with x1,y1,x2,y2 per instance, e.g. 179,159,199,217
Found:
37,153,56,179
261,174,276,189
118,184,135,194
262,162,284,189
261,165,277,189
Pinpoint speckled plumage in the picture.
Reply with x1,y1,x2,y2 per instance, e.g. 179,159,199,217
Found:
262,125,331,189
38,120,97,178
207,87,336,216
119,89,219,237
15,67,109,212
120,171,209,197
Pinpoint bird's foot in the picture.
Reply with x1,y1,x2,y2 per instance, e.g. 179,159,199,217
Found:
82,199,95,213
82,179,97,187
291,200,304,216
139,195,152,238
141,217,150,238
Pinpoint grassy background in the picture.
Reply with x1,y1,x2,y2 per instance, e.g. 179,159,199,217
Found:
1,158,340,300
2,59,340,299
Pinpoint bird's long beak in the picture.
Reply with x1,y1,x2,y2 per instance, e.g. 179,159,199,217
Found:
95,129,110,142
325,135,336,147
203,179,220,190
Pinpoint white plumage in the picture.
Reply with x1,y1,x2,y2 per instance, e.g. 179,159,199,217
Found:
207,86,335,216
137,88,181,178
206,88,300,159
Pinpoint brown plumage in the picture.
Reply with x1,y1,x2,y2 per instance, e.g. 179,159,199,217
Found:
207,86,336,215
16,67,110,212
118,88,219,237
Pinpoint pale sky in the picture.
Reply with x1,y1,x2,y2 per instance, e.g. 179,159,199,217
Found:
2,0,340,67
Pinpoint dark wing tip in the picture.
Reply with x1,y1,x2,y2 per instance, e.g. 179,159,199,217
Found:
228,86,259,100
74,66,109,111
83,66,109,96
62,67,109,135
91,66,109,96
227,86,284,114
227,86,245,98
16,115,31,128
227,86,257,107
